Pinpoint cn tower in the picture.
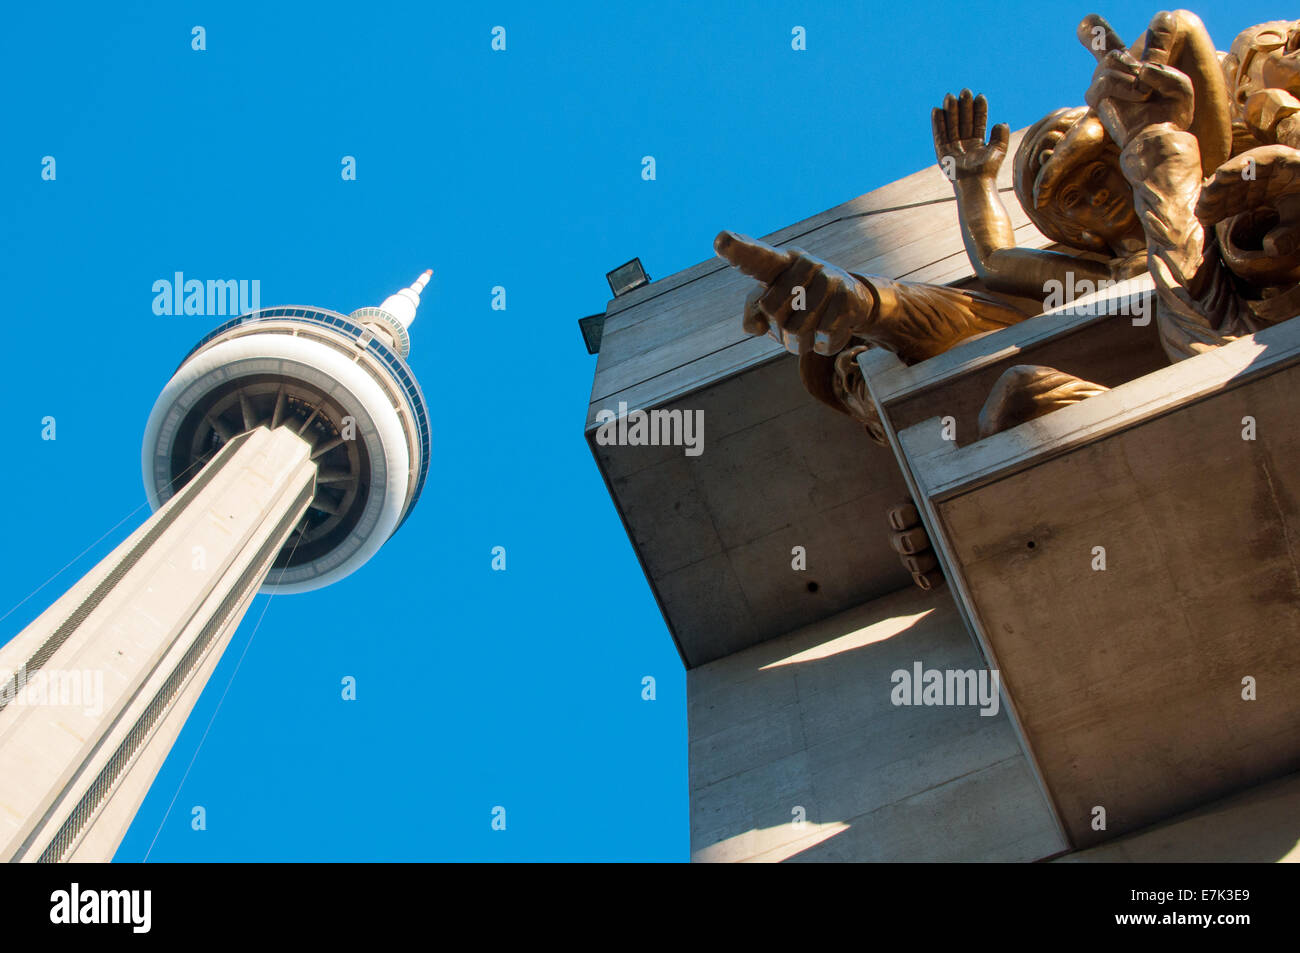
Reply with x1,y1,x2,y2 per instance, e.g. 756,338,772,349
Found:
0,272,432,862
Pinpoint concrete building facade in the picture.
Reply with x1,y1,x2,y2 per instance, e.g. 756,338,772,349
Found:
586,136,1300,862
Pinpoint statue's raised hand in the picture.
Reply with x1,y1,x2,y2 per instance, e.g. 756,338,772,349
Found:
931,89,1010,181
713,231,874,357
1079,13,1194,149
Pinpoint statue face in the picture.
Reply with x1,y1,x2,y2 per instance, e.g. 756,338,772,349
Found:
1018,108,1144,255
1051,158,1141,246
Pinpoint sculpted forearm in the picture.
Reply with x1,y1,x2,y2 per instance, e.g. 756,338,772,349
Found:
936,89,1114,299
982,247,1111,299
953,177,1112,296
953,175,1017,271
1119,125,1206,286
847,274,1029,363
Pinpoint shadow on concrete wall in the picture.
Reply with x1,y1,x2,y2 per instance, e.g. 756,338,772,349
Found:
688,585,1065,862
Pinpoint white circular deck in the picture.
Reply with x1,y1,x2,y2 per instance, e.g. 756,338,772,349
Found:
141,322,423,594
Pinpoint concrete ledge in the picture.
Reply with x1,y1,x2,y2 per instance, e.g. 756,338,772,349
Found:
1057,770,1300,863
894,317,1300,847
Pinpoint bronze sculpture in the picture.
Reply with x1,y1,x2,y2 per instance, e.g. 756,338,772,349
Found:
995,11,1300,407
931,92,1146,297
1223,19,1300,150
1081,11,1296,358
713,9,1300,588
939,10,1300,429
712,229,1031,444
712,230,1030,363
930,10,1234,433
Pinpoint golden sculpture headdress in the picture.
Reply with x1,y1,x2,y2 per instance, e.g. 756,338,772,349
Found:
1013,106,1115,255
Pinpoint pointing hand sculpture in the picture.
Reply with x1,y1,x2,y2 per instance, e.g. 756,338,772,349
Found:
712,229,1031,462
713,230,1028,364
713,230,1032,590
713,231,873,359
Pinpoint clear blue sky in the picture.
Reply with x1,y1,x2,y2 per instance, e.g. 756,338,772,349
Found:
0,1,1281,861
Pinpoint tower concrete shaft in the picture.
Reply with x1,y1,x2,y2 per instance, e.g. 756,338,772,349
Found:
0,426,316,862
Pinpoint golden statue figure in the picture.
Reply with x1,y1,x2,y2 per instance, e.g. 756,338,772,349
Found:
930,10,1234,435
931,93,1147,297
1080,12,1298,358
1223,19,1300,150
712,9,1300,587
945,10,1300,435
711,229,1031,445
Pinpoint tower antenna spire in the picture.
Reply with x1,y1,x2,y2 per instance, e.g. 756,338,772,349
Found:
379,269,433,329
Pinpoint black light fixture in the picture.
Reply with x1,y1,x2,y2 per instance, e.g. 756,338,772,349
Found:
606,258,650,298
578,313,606,355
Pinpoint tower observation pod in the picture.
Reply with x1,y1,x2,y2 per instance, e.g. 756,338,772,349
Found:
0,273,431,863
142,269,432,592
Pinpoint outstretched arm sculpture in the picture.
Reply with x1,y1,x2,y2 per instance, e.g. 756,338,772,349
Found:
713,230,1029,364
712,229,1031,448
712,231,1034,589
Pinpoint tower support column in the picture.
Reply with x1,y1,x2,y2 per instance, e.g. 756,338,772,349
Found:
0,426,316,862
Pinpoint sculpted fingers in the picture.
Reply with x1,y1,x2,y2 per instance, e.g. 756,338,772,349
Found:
813,327,854,357
972,93,988,143
1078,13,1126,63
1137,61,1193,101
932,106,950,157
787,265,833,333
812,286,856,356
958,88,975,140
714,230,792,284
1140,11,1176,67
1100,47,1142,79
1088,52,1147,106
779,323,816,356
741,285,769,337
757,253,820,331
1089,73,1145,104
